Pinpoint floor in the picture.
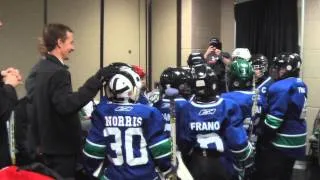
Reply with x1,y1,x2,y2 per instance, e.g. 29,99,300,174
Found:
292,158,320,180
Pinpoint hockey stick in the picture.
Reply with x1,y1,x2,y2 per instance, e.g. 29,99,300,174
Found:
6,111,16,165
250,74,259,143
165,88,194,180
165,87,178,180
238,74,259,180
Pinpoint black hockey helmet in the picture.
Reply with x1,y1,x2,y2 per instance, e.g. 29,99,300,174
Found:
270,52,301,80
160,67,192,98
191,64,218,97
187,52,206,68
250,54,269,79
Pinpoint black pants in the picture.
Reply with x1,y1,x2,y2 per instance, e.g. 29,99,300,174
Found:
42,154,77,179
185,149,230,180
254,146,295,180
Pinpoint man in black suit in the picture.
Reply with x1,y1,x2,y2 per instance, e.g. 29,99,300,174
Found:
25,23,109,179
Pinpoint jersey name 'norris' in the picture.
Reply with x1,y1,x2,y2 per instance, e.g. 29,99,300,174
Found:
105,116,143,127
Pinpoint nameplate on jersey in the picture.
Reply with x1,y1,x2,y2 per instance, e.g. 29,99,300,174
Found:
198,108,216,116
115,106,134,112
297,87,306,94
190,121,220,131
105,116,142,127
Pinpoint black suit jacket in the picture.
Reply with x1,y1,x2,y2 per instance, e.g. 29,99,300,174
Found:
26,54,102,155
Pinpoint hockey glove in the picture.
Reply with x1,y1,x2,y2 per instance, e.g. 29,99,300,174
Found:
147,89,161,104
95,65,118,83
161,159,179,180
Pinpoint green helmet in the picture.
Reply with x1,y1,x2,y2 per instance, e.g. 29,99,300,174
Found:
229,58,254,90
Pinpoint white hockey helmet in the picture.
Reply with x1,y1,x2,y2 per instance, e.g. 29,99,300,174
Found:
232,48,251,61
107,67,142,102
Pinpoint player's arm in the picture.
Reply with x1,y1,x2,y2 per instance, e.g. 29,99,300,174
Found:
83,108,107,178
144,108,173,173
50,69,102,115
261,87,290,143
224,102,253,167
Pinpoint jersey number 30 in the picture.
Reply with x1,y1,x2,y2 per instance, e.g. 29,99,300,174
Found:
103,127,149,166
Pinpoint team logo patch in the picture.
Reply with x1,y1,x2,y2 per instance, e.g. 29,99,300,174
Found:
198,108,216,116
115,106,134,112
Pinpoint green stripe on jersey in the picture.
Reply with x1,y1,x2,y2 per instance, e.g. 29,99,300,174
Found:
231,143,252,161
149,138,172,159
272,133,307,148
264,114,283,129
83,140,106,159
100,175,109,180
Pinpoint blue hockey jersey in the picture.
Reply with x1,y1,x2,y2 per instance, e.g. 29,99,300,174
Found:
221,90,267,132
137,91,150,105
256,76,273,98
83,101,172,180
264,77,307,158
178,97,251,162
153,97,188,134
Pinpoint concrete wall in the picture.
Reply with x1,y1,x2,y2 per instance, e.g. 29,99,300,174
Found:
220,0,235,54
151,0,177,85
104,0,146,68
191,0,221,52
181,0,222,66
47,0,100,93
302,0,320,139
0,0,146,97
0,0,43,97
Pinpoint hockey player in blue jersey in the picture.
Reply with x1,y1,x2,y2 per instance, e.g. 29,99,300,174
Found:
153,67,192,133
99,62,150,105
223,58,267,134
254,53,307,180
178,64,253,180
221,58,267,179
250,54,273,98
82,65,174,180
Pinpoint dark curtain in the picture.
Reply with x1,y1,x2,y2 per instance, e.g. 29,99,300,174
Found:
235,0,299,60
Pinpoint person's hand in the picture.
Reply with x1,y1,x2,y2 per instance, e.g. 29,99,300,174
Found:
95,65,119,83
3,72,22,87
214,48,221,56
204,46,215,59
1,67,22,87
162,160,179,180
1,67,22,81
